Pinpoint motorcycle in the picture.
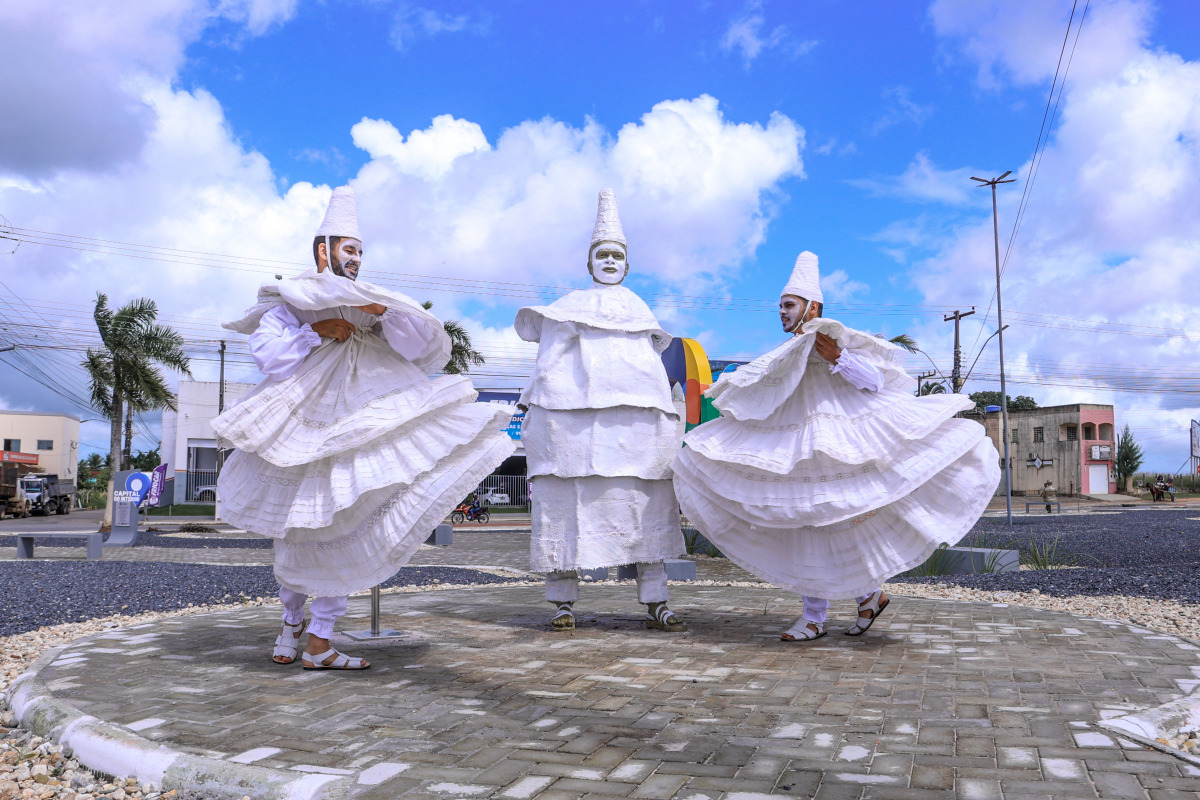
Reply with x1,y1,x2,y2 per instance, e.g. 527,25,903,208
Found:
450,501,490,524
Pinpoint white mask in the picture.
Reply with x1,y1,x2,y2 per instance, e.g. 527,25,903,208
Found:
588,241,628,285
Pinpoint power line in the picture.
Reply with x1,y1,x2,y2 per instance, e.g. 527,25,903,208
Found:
967,0,1091,356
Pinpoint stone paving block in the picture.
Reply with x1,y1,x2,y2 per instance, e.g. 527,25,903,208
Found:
911,763,955,790
14,581,1200,800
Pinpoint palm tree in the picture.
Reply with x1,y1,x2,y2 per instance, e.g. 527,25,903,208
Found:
422,301,485,375
888,333,918,353
83,294,190,528
920,381,947,396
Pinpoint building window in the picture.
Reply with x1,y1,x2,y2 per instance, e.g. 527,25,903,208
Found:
1082,423,1095,439
1011,429,1019,443
36,440,53,451
1066,425,1078,441
1033,427,1043,443
2,439,19,452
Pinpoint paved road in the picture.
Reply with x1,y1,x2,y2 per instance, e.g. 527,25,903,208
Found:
22,585,1200,799
0,507,103,531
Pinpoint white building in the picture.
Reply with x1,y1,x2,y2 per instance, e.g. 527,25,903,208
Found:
0,410,81,482
161,380,255,504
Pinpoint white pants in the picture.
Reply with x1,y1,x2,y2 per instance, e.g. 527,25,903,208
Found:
802,589,879,625
280,587,347,640
546,561,669,605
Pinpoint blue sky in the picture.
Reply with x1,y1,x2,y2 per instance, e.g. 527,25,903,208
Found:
1,0,1199,470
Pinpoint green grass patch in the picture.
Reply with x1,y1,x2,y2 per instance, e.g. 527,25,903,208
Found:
147,503,216,516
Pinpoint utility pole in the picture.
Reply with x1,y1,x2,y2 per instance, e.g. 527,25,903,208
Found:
218,340,227,414
971,170,1016,525
943,308,975,393
916,369,937,397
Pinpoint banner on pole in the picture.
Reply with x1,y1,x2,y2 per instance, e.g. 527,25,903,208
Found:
1192,420,1200,460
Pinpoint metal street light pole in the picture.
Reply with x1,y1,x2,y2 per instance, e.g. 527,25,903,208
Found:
971,171,1016,524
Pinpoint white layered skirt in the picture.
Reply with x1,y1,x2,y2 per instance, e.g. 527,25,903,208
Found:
524,406,682,573
214,334,514,597
673,352,999,600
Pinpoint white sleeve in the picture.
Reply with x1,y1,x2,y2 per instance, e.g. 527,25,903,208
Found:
830,349,885,393
377,307,442,364
248,306,322,381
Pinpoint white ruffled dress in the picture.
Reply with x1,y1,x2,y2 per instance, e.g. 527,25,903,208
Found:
213,271,515,597
517,284,683,572
673,318,1000,600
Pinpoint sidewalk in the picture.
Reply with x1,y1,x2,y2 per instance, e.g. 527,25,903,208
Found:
11,582,1200,799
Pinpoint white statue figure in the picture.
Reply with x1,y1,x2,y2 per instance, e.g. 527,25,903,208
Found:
214,186,515,669
673,252,1000,641
516,189,686,632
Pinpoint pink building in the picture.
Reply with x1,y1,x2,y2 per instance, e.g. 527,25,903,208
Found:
980,403,1116,496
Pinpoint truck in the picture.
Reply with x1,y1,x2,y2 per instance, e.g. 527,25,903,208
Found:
0,462,30,520
20,473,75,516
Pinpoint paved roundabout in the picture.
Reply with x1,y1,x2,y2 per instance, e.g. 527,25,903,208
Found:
10,584,1200,799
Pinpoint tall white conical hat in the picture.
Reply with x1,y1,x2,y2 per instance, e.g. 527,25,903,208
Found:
590,188,626,247
315,186,362,241
782,251,823,303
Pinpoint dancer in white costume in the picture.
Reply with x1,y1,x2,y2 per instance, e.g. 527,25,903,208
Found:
214,187,515,668
673,252,1000,641
517,189,686,632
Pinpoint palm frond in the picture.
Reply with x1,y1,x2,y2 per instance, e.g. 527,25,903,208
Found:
889,333,918,353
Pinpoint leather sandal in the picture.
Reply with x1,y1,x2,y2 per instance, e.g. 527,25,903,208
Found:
272,618,307,664
845,590,890,636
781,620,826,642
302,647,370,670
551,602,575,631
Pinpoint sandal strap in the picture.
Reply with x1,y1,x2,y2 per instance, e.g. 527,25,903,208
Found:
305,648,364,668
857,590,885,617
551,606,574,621
648,604,678,624
273,619,307,657
783,621,824,640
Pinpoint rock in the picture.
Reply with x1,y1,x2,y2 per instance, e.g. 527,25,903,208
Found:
0,712,15,728
33,773,49,784
112,788,127,800
30,765,47,776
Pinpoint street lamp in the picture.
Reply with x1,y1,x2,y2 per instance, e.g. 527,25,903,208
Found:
960,325,1010,387
971,171,1016,525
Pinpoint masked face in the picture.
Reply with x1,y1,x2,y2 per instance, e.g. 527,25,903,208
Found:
322,237,363,281
588,242,628,285
779,294,820,333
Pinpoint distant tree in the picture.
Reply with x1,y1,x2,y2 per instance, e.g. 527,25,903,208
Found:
83,294,190,529
1114,424,1144,492
131,448,161,471
969,391,1039,413
920,381,947,396
422,301,485,375
887,333,917,353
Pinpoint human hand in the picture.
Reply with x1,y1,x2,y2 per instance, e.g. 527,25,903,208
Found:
311,319,357,342
353,303,386,315
814,331,842,364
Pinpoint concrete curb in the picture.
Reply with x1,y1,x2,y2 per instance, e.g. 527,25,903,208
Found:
6,632,349,800
1098,692,1200,767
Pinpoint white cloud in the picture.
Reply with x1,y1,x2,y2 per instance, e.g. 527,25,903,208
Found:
911,0,1200,470
929,0,1151,90
390,5,490,51
0,0,297,177
851,153,979,205
871,86,934,135
820,270,869,302
352,115,491,181
720,2,817,68
352,94,804,289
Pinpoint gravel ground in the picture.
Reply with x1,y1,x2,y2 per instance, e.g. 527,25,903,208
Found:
0,563,522,637
0,530,273,551
888,508,1200,603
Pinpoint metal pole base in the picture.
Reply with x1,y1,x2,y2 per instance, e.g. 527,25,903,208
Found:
344,585,405,639
344,628,406,641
